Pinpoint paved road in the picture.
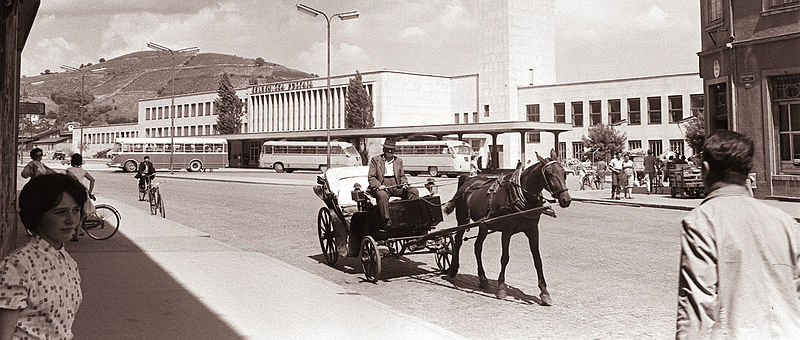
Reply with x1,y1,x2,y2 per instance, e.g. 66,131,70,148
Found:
69,166,685,339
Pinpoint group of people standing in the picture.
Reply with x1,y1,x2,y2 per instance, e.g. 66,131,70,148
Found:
608,153,634,199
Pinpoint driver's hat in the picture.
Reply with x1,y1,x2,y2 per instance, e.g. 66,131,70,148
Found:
383,138,397,150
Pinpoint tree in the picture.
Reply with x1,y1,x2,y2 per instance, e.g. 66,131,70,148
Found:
684,112,705,154
254,57,265,67
214,73,244,134
344,71,374,164
581,123,627,163
49,90,96,127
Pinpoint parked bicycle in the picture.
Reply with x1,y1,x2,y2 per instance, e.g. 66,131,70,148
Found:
140,175,165,218
26,194,121,240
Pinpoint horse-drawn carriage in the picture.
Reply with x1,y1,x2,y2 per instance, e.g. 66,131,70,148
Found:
314,166,454,282
667,164,705,198
313,150,573,304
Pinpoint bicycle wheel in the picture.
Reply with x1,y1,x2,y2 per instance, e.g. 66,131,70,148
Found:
158,191,165,218
149,188,158,215
85,204,120,240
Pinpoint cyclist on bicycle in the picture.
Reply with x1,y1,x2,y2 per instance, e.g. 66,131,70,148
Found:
135,156,156,200
65,153,97,241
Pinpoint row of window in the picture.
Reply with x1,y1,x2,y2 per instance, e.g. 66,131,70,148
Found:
145,101,215,121
396,145,449,155
705,0,799,26
263,145,345,155
84,131,139,144
145,125,217,138
121,143,226,154
525,94,704,127
454,112,479,124
568,139,686,160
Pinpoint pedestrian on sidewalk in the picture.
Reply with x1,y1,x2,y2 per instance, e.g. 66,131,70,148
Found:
20,147,55,180
0,173,85,339
643,150,657,194
608,153,623,199
622,154,634,199
676,130,800,339
594,159,607,190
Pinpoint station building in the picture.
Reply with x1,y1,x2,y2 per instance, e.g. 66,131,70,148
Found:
697,0,800,198
74,0,703,170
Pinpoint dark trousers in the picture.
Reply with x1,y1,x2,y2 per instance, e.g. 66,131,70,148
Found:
375,177,419,221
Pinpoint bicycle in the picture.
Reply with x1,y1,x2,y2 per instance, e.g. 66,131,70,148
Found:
26,194,121,240
139,175,165,218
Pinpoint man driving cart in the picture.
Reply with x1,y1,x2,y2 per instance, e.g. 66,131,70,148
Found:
368,138,418,228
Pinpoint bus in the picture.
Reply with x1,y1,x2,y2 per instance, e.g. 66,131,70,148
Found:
259,141,361,173
108,137,229,172
395,140,474,177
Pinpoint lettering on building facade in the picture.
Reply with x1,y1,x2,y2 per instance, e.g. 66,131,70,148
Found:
251,80,314,94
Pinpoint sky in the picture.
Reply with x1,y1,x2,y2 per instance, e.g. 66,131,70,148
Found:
21,0,701,83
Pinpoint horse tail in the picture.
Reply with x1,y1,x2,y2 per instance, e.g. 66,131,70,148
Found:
443,174,469,215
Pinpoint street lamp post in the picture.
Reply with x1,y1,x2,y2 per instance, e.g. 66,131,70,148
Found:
296,3,359,169
147,42,199,174
61,65,106,156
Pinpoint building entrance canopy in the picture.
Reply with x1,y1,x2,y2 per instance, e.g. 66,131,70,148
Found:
218,121,573,169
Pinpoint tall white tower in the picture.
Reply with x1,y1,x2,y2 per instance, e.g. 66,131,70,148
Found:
478,0,556,166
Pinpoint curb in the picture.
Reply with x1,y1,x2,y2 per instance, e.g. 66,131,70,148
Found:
572,197,695,211
157,174,315,187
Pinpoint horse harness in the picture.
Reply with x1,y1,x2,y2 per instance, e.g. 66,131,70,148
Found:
460,160,564,221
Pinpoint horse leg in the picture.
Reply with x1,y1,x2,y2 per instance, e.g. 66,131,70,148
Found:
448,229,465,277
474,226,489,289
525,226,552,306
496,231,512,299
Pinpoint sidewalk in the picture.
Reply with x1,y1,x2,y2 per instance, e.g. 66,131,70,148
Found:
15,197,464,339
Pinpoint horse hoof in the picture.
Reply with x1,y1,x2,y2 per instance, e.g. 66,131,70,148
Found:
496,284,507,299
447,266,459,278
540,293,552,306
479,277,489,289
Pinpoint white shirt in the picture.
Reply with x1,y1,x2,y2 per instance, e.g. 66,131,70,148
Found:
384,157,395,177
609,158,623,171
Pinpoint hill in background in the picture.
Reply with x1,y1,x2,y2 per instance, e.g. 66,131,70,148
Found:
21,51,316,125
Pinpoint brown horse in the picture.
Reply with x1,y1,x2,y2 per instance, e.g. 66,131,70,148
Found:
443,149,571,305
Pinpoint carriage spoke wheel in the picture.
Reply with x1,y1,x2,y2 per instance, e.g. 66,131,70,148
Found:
391,240,407,256
317,207,338,266
360,236,382,283
435,235,454,272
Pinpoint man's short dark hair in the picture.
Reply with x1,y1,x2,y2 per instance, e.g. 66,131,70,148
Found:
702,130,754,185
144,156,150,160
30,147,43,158
19,173,88,235
70,153,83,166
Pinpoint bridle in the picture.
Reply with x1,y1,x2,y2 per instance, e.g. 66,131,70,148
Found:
539,160,569,199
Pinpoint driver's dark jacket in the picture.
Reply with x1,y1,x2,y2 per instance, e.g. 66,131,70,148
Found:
368,154,408,190
136,161,155,178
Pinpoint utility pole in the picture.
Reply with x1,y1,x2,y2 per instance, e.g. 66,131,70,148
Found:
61,65,105,155
147,42,199,174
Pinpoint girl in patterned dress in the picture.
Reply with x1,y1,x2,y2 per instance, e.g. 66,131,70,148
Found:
0,173,85,339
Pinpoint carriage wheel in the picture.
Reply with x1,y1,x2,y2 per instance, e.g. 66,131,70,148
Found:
360,236,382,283
317,207,338,266
435,235,454,273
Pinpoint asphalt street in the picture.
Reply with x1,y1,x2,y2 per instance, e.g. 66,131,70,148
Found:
60,163,686,339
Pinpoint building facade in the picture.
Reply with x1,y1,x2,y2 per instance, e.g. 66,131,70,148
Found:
74,0,707,173
698,0,800,197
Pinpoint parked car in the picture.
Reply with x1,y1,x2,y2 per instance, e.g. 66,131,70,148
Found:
52,150,66,160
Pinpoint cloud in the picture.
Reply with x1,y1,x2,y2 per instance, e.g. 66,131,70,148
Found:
21,37,88,76
440,0,469,27
295,41,373,76
38,0,220,16
401,27,426,39
635,6,668,29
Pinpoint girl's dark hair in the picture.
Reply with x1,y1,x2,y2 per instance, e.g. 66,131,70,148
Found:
19,173,88,235
71,153,83,166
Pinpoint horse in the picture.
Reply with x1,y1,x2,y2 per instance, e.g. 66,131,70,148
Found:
443,149,571,305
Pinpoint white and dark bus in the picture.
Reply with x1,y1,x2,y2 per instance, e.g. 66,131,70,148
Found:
259,141,361,173
395,140,474,177
108,137,228,172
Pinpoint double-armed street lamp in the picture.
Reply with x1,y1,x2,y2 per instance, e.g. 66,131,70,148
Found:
61,65,106,155
147,42,199,174
296,3,359,169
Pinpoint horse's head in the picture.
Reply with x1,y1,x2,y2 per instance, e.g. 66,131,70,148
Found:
534,149,572,208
